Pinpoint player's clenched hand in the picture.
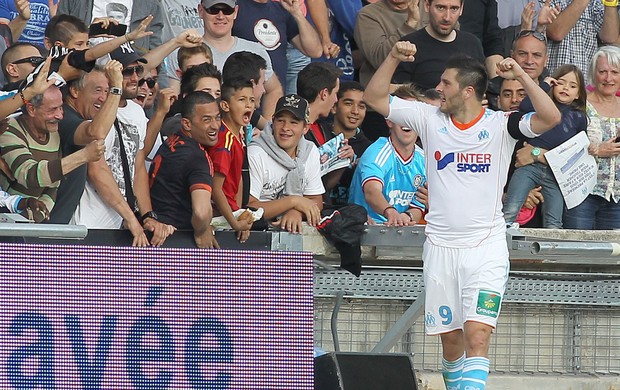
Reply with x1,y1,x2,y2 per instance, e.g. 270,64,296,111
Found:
390,41,416,62
496,57,526,80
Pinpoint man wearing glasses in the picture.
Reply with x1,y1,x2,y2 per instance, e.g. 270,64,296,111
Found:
196,0,282,118
72,43,176,247
0,42,43,88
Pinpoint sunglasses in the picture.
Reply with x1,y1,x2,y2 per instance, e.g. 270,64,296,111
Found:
12,56,45,66
203,5,235,15
122,65,144,78
516,30,547,43
139,77,157,88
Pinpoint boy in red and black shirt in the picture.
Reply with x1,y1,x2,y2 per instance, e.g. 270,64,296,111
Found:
208,79,256,243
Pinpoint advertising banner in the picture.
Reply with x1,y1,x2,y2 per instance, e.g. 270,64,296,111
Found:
0,244,313,389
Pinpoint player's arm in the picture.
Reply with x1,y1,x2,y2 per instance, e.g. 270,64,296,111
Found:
496,58,560,134
364,41,417,118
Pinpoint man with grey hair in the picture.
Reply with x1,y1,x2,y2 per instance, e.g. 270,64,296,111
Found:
49,60,125,223
0,85,105,221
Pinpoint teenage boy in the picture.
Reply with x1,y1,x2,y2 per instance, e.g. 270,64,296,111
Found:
348,84,426,225
208,79,256,242
328,81,371,205
247,94,324,233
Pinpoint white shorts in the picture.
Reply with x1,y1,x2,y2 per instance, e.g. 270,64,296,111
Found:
423,239,509,335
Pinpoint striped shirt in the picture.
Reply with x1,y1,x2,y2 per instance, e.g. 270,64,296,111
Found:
0,116,62,211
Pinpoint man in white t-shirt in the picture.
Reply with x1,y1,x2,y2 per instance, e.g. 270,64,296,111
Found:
247,94,323,233
364,41,561,390
72,44,176,247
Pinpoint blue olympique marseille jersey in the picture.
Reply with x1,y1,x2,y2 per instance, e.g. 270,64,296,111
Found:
348,137,426,223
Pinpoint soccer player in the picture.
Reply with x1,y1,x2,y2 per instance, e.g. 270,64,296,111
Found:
363,41,560,390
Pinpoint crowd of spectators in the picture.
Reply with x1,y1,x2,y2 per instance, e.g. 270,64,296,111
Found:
0,0,619,248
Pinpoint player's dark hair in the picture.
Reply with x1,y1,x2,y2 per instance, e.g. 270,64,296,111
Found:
446,55,488,101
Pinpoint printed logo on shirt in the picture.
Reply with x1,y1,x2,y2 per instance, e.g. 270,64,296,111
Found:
253,19,281,50
476,290,501,318
438,126,449,135
435,151,491,173
387,189,415,207
478,129,489,141
413,174,424,187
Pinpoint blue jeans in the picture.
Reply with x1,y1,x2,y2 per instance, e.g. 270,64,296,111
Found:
286,43,310,95
503,163,564,228
564,194,620,229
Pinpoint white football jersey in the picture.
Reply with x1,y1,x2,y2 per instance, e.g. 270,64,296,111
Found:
388,97,537,248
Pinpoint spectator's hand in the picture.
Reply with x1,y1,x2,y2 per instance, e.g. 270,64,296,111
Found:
383,207,413,227
175,29,202,48
337,138,355,160
83,139,106,162
496,57,526,80
143,218,176,247
127,15,154,42
415,182,428,209
322,41,340,59
537,0,560,31
520,1,535,31
23,57,56,100
104,60,123,88
195,226,219,249
280,0,303,17
15,0,30,21
58,55,82,83
156,88,177,115
91,17,118,30
274,209,304,233
406,0,421,28
543,76,558,87
230,218,252,243
390,41,417,62
47,0,57,17
481,93,489,108
594,137,620,157
523,186,544,209
19,198,49,222
292,196,321,226
123,217,150,246
0,156,14,181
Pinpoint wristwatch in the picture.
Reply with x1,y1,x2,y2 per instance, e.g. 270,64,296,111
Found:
140,211,159,224
109,87,122,96
531,147,541,162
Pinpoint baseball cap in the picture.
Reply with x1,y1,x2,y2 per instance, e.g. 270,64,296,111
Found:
109,43,147,67
274,94,310,123
202,0,236,8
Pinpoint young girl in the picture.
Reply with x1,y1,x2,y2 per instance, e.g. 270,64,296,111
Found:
503,64,588,228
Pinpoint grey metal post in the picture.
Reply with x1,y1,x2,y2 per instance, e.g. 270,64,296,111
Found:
371,290,426,353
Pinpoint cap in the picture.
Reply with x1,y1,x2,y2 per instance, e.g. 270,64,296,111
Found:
109,42,147,67
274,94,310,123
201,0,236,8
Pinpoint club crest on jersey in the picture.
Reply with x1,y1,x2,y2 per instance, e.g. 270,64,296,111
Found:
478,129,489,141
435,151,492,173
